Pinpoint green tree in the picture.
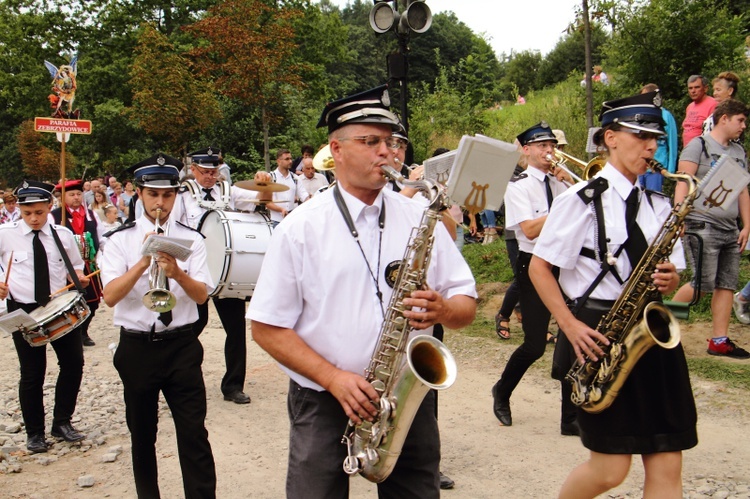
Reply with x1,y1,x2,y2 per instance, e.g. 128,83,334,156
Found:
128,24,221,155
185,0,306,170
537,23,609,89
503,50,543,96
603,0,746,101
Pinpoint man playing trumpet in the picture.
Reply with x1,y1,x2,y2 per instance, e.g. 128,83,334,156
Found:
99,154,217,499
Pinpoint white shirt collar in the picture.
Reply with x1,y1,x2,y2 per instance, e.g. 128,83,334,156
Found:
599,164,639,201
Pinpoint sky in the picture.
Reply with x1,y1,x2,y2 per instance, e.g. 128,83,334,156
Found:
325,0,584,57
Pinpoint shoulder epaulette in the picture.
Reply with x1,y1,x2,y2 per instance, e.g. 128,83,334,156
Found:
179,184,190,193
176,220,205,238
103,221,136,238
577,177,609,204
509,173,527,183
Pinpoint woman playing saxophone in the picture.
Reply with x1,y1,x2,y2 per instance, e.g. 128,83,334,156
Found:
528,91,697,499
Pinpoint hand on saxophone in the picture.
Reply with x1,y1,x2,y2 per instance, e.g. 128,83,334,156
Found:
559,317,609,365
325,369,380,425
651,261,679,295
402,289,442,329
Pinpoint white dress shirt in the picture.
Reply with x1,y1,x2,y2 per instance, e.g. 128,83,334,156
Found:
533,164,685,301
99,215,213,331
0,221,84,304
247,186,477,391
504,165,568,253
269,168,310,223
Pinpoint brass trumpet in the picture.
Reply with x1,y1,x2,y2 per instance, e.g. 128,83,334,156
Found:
142,208,177,313
547,149,606,182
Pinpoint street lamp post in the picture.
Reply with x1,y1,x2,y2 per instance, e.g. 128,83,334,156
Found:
369,0,432,165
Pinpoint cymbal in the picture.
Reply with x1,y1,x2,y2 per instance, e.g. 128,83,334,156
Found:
235,180,290,192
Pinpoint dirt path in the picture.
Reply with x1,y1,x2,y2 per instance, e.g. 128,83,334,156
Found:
2,296,750,498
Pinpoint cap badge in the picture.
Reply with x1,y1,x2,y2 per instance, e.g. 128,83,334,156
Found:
652,93,662,107
381,89,390,107
22,181,29,189
207,147,214,156
156,155,166,166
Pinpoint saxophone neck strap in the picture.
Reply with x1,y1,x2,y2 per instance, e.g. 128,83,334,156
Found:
333,184,385,316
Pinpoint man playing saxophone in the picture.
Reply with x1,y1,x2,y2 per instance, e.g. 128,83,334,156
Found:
529,92,697,498
99,154,217,498
248,86,476,498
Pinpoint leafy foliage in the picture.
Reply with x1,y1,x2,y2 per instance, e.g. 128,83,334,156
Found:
128,24,221,156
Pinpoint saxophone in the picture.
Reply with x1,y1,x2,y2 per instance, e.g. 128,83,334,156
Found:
567,164,699,413
341,165,457,483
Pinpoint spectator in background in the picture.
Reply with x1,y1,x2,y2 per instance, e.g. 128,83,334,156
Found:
119,180,135,221
703,71,740,134
293,144,315,175
593,65,609,85
0,193,21,224
89,190,109,222
673,99,750,358
683,75,717,146
298,157,328,197
638,84,679,191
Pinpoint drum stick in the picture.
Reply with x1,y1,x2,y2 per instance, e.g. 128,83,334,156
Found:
3,251,12,285
50,269,101,296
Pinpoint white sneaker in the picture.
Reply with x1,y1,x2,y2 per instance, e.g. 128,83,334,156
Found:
733,293,750,324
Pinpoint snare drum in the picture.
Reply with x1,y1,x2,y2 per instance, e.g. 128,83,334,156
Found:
198,210,273,298
23,291,91,346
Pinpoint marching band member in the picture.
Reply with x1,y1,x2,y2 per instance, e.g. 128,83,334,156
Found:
529,92,696,498
100,154,216,498
174,147,270,405
51,179,104,346
491,122,574,434
248,85,476,498
0,181,90,453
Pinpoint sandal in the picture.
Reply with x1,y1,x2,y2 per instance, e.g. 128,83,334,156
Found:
546,331,557,344
495,312,511,340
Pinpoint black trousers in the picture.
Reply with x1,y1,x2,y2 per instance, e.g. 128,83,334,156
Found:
498,237,521,319
113,331,216,499
286,380,440,499
194,297,247,395
9,300,84,437
495,251,575,422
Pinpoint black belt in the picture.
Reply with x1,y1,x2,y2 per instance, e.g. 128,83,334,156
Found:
120,324,194,342
579,298,616,312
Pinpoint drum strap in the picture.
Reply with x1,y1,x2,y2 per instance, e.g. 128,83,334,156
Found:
50,227,85,294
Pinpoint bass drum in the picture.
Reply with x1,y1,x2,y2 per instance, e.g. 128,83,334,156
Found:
198,210,273,298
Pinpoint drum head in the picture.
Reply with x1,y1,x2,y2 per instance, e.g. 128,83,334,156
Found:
29,291,81,324
198,210,229,291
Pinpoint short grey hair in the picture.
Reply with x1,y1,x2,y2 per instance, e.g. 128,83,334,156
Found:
687,74,708,86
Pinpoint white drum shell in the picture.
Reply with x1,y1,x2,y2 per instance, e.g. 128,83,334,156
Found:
25,291,90,346
198,210,272,298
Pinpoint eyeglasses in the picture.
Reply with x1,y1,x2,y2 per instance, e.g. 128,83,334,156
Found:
194,166,219,176
338,135,401,150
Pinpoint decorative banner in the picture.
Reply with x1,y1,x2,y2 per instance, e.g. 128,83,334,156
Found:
44,55,79,119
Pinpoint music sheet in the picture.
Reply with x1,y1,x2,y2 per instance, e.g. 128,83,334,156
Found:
0,309,37,335
141,235,194,261
446,135,520,212
693,155,750,214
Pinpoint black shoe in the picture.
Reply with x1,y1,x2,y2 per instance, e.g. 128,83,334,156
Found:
561,421,580,436
82,335,95,347
491,383,512,426
439,472,455,490
27,433,49,454
223,391,251,404
51,422,85,442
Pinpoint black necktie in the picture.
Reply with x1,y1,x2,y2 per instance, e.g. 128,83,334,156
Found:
623,188,649,269
202,188,215,201
32,230,51,306
544,175,553,209
156,226,172,326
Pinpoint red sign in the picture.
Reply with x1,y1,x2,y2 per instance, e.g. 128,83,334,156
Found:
34,117,92,134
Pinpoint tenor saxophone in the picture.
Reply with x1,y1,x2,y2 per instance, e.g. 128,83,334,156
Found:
567,163,699,413
341,165,457,483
